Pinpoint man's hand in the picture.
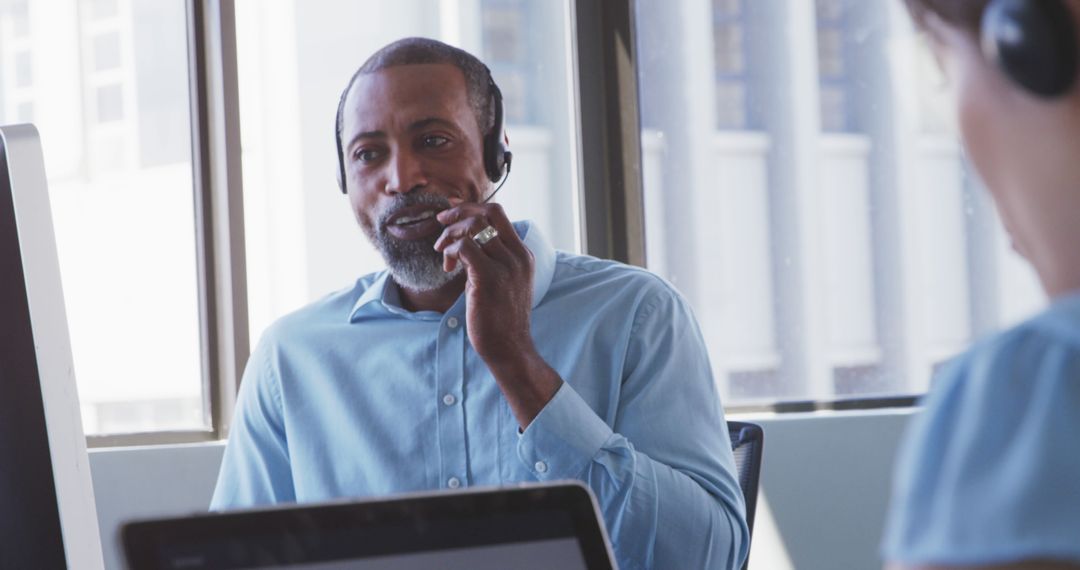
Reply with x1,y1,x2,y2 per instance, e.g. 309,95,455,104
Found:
434,203,562,428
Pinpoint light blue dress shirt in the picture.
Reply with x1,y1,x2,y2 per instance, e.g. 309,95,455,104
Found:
211,221,748,570
882,291,1080,565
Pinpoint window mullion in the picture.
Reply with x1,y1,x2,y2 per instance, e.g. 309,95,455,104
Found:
186,0,248,440
571,0,647,266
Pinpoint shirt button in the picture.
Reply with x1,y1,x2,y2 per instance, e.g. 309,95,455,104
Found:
447,477,461,489
534,461,548,474
442,393,456,406
447,317,459,329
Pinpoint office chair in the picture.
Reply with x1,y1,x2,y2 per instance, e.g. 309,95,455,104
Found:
728,421,764,570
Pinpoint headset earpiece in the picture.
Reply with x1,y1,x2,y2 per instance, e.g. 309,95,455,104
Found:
981,0,1079,98
483,77,512,183
335,84,349,194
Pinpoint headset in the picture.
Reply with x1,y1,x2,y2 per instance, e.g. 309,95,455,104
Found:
981,0,1078,98
335,67,513,196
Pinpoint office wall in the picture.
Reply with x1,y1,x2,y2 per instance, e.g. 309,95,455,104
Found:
747,409,913,570
88,409,915,570
89,442,225,570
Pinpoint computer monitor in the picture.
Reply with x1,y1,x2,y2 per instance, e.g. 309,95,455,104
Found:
0,124,104,569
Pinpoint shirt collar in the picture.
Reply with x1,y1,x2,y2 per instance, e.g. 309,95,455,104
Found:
523,220,556,310
349,220,555,322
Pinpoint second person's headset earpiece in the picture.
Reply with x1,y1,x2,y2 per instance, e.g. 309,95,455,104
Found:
981,0,1079,98
334,67,512,194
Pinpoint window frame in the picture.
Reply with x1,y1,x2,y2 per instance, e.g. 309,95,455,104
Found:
573,0,647,267
87,0,247,448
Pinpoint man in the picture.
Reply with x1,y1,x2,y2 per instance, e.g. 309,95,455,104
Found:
212,37,748,569
883,1,1080,569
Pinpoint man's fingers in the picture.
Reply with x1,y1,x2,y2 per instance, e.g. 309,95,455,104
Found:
434,202,530,277
442,224,512,272
436,202,526,255
443,244,458,273
434,215,490,252
436,203,484,226
479,202,528,255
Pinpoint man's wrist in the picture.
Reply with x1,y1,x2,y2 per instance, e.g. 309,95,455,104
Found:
486,346,562,429
482,336,539,374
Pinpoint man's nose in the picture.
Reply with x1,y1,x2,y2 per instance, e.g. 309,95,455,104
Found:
384,150,428,194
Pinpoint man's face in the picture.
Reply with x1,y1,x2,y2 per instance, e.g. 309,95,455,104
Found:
339,63,490,291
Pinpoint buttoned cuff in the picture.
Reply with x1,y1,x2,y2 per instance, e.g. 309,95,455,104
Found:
517,382,614,480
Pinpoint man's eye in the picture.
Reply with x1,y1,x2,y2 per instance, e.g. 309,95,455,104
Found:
422,135,449,148
354,148,380,163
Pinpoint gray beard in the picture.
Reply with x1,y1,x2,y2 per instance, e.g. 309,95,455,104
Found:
368,193,463,293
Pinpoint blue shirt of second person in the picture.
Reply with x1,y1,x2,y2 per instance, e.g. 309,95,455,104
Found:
883,292,1080,566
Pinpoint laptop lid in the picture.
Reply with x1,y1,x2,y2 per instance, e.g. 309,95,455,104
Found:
123,481,617,570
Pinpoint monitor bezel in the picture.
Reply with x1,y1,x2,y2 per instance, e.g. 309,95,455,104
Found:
0,124,104,569
123,481,616,570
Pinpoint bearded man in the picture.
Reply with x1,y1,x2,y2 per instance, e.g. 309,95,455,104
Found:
211,37,748,570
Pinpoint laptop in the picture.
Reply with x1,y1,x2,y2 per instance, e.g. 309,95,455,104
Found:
122,481,617,570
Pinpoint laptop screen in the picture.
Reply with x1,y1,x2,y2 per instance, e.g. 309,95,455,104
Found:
124,482,615,570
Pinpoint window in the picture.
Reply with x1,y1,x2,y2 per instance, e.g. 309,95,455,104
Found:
89,0,120,20
816,0,857,133
5,0,581,444
9,0,28,38
92,33,122,72
635,0,1044,407
94,83,124,122
0,0,203,435
0,2,34,128
14,50,31,87
15,101,32,122
234,0,579,347
711,0,752,130
0,0,1051,445
480,0,534,125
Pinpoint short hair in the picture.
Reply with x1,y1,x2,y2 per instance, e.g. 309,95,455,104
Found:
903,0,991,33
335,37,496,147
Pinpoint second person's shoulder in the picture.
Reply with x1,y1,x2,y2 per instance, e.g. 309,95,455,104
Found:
950,296,1080,394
